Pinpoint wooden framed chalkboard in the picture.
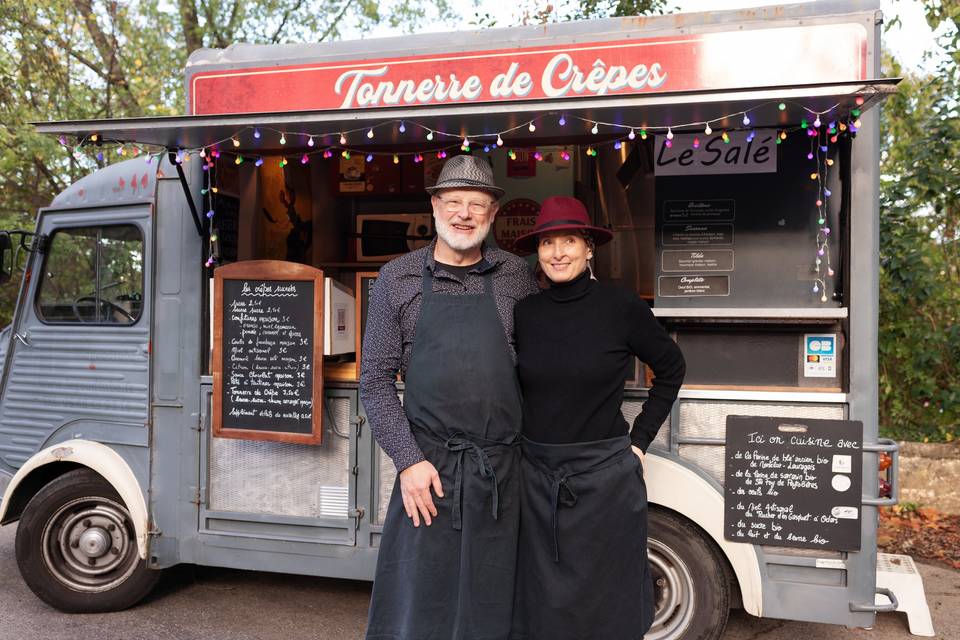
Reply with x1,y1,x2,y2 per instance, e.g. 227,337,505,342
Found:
724,415,862,551
212,260,324,444
354,271,378,380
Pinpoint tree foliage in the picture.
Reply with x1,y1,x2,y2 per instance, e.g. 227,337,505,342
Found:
878,2,960,442
0,0,453,322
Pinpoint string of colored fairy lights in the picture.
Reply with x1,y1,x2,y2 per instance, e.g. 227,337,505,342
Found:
57,96,868,280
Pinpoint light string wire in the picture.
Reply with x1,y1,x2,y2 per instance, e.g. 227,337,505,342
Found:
61,92,875,165
57,95,870,281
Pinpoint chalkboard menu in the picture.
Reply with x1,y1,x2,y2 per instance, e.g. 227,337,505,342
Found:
212,260,324,444
724,415,862,551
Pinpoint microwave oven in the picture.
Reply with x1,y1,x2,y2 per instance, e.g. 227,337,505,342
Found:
355,213,433,262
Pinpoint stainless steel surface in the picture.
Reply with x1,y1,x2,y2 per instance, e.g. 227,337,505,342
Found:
208,397,352,518
677,390,847,403
653,308,849,318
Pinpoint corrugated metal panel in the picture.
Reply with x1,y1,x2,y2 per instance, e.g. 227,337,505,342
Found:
208,396,352,518
679,401,846,440
0,325,149,466
622,399,670,450
376,446,397,525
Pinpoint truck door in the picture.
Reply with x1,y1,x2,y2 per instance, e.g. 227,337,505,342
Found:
0,205,151,473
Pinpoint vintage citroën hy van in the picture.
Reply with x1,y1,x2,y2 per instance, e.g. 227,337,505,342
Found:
0,2,934,638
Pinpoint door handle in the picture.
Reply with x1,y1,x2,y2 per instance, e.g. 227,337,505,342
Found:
14,332,30,347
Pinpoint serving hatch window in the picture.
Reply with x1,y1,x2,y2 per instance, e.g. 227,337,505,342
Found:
36,225,144,325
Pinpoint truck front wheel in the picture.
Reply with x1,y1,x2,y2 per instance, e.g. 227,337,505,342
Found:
14,468,159,612
646,508,731,640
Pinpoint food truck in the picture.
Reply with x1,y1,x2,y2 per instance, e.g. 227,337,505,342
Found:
0,0,935,637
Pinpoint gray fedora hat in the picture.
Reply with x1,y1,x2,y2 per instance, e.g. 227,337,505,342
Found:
425,155,505,199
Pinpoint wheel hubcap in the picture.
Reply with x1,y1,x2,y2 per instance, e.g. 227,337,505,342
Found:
644,537,696,640
41,496,138,593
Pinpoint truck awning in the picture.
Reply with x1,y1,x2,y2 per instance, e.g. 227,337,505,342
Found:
34,79,898,152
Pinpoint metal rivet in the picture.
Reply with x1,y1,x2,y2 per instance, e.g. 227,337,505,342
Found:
107,524,116,532
111,548,120,555
82,520,91,528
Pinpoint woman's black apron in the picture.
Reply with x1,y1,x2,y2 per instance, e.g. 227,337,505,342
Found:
513,435,654,640
366,261,523,640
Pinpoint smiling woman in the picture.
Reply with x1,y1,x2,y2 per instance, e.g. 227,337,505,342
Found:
510,195,686,640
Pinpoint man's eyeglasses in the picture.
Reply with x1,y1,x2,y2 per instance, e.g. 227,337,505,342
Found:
437,198,494,216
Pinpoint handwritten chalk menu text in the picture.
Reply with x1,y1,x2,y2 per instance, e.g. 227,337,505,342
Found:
724,415,862,551
213,261,324,445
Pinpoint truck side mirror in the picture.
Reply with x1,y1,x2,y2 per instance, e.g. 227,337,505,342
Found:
0,232,12,286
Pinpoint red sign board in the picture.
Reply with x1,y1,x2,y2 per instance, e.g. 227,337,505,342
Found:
190,23,867,115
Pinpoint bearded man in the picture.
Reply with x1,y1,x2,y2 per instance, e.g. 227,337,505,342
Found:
360,155,538,639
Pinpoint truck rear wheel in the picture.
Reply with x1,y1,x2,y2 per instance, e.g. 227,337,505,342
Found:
14,468,159,612
646,508,731,640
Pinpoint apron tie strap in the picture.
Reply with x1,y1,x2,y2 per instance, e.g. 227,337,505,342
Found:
550,475,579,562
445,435,500,531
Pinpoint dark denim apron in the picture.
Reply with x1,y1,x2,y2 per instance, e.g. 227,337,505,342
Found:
513,435,655,640
366,261,523,640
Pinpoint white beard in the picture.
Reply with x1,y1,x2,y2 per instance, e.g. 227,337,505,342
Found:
434,212,493,251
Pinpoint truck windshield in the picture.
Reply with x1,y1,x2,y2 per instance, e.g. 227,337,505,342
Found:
35,225,143,325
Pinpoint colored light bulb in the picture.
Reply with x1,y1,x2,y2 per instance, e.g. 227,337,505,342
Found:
367,128,374,139
528,122,536,132
399,121,406,133
628,129,636,140
704,123,712,135
591,123,599,134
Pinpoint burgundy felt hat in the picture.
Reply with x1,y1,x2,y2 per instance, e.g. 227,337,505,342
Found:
512,196,613,255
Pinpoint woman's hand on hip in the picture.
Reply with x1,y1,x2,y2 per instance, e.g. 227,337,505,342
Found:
399,460,444,527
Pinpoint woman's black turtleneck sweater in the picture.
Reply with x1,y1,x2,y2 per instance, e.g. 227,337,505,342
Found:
514,269,686,451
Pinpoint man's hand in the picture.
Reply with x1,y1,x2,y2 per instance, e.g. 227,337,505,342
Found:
631,445,645,467
399,460,444,527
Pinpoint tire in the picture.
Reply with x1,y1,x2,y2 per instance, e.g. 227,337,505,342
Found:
645,508,731,640
14,468,160,612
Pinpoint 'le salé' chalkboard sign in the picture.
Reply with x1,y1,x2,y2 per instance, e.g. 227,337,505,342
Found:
212,260,324,445
724,415,862,551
